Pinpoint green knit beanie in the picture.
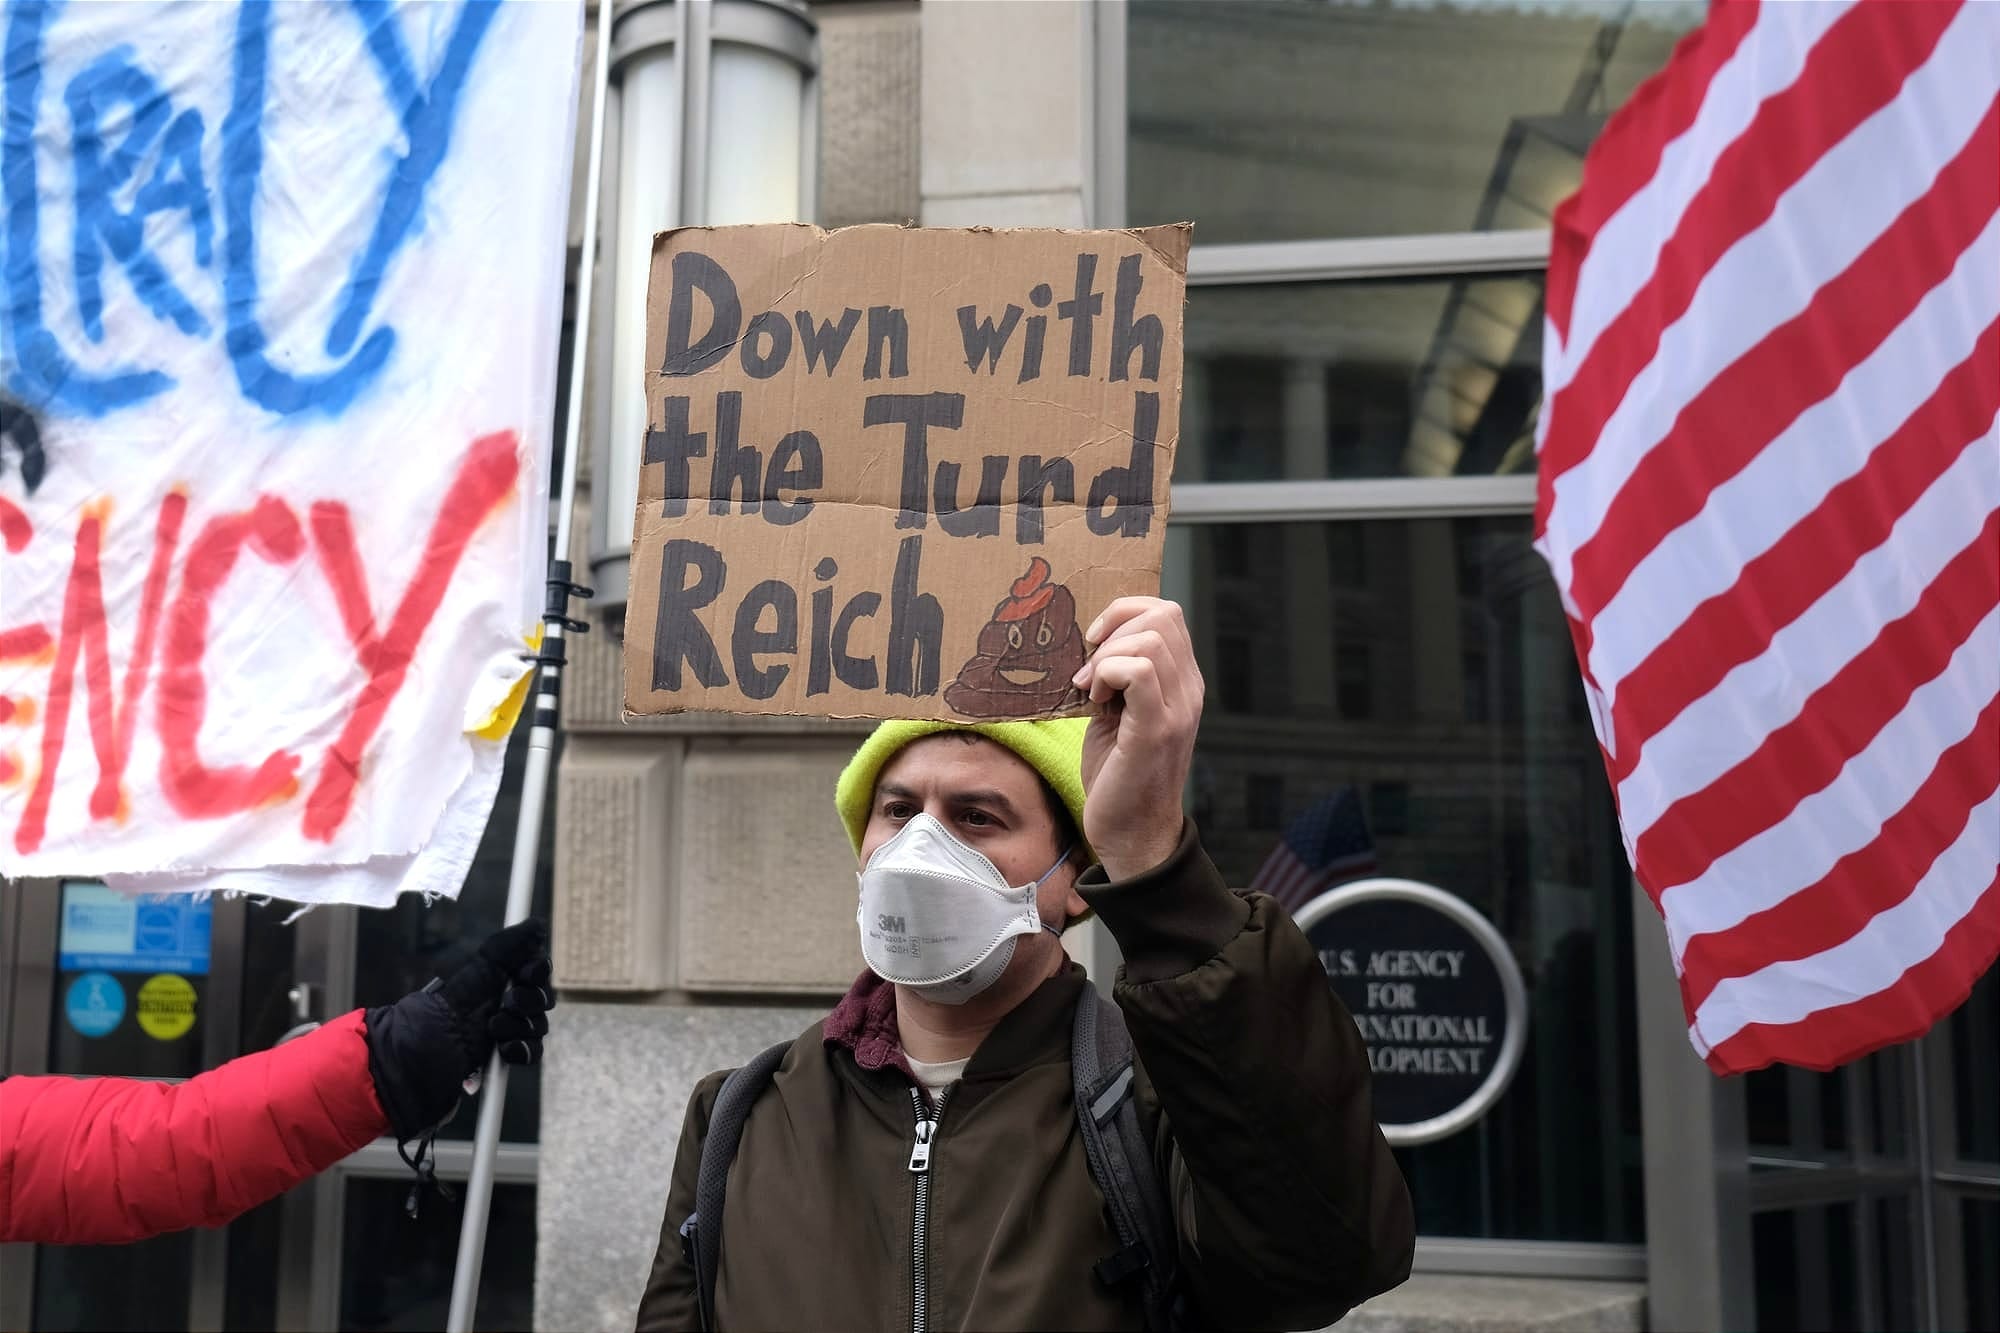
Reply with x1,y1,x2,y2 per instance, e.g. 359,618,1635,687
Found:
834,718,1092,864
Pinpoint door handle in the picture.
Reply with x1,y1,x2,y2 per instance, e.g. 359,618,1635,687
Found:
275,983,321,1046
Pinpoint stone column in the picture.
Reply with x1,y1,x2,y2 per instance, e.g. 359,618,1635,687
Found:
919,0,1094,228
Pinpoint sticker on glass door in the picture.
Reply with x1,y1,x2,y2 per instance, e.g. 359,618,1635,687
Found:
64,971,125,1037
58,882,212,974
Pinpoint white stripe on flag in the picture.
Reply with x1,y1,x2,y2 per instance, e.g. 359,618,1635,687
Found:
1688,788,2000,1056
1587,217,2000,705
1617,432,1999,840
1660,603,2000,960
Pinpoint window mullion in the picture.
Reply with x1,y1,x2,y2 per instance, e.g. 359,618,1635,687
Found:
1189,230,1551,286
1169,476,1538,524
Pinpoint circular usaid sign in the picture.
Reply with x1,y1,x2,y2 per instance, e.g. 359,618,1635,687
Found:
1294,879,1527,1147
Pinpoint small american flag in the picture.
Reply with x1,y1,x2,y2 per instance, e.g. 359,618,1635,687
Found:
1248,786,1379,914
1535,0,1999,1074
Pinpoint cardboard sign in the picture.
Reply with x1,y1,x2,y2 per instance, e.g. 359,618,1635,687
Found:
624,223,1189,721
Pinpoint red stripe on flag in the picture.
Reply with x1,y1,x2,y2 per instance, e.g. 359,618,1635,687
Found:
1679,695,2000,1012
1634,509,2000,889
1702,870,2000,1074
1566,100,2000,622
1538,0,1962,502
1250,844,1306,908
1605,324,2000,782
1546,0,1764,343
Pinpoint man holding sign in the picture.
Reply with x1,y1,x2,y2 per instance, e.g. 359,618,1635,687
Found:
623,224,1410,1330
634,596,1414,1330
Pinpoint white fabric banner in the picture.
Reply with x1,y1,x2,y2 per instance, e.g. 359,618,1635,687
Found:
0,0,580,905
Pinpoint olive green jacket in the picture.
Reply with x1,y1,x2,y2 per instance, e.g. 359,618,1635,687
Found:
635,820,1413,1331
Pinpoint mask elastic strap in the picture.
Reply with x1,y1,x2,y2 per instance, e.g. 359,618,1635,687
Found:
1032,846,1073,938
1032,845,1072,889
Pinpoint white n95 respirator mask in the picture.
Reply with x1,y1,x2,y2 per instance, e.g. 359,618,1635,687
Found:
856,813,1071,1005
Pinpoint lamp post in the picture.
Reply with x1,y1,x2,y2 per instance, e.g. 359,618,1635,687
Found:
589,0,818,618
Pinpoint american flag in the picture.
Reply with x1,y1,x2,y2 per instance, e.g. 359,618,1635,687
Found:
1535,0,1999,1075
1248,786,1378,914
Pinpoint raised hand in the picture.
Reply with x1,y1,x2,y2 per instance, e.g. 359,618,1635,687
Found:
1071,597,1205,881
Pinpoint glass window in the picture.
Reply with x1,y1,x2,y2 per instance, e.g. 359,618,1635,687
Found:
1745,1040,1928,1167
1859,1046,1913,1161
224,1195,285,1333
1949,969,1997,1165
1871,1196,1921,1333
1338,639,1374,719
1246,773,1285,830
1747,1064,1855,1161
1127,0,1701,243
1179,275,1547,482
1753,1203,1862,1333
339,1179,536,1331
1369,781,1411,837
1962,1197,2000,1331
1751,1196,1924,1332
1182,515,1642,1242
34,1233,193,1332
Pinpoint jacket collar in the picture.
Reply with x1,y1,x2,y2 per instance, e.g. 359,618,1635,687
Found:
823,970,911,1077
823,963,1088,1084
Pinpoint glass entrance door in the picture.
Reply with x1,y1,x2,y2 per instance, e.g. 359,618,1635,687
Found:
1,878,250,1331
2,720,554,1333
1744,970,2000,1331
1925,970,1999,1332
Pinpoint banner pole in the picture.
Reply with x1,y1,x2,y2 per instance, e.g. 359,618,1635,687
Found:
447,0,613,1324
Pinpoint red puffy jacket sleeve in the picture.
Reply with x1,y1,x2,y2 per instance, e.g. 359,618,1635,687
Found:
0,1008,387,1245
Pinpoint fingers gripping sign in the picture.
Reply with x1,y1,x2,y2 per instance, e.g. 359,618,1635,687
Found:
1070,597,1205,881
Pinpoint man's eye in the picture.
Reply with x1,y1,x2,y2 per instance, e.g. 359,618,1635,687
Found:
961,810,995,827
883,802,914,819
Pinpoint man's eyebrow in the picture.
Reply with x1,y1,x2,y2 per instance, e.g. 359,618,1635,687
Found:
875,782,1021,815
948,788,1019,814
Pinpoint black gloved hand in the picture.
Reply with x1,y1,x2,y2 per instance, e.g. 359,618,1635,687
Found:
365,918,557,1142
440,918,556,1068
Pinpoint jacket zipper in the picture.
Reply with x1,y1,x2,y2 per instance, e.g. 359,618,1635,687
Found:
906,1084,951,1333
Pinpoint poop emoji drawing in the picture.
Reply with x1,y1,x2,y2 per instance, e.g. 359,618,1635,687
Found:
944,557,1087,717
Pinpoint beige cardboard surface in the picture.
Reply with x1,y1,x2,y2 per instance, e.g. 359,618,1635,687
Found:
623,223,1189,721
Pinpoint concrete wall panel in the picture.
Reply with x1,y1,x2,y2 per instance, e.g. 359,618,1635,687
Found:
675,740,864,992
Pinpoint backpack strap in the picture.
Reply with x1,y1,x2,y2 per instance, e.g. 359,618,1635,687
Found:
1071,992,1181,1332
678,1039,790,1333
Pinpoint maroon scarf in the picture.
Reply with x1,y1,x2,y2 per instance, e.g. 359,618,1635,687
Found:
821,970,914,1078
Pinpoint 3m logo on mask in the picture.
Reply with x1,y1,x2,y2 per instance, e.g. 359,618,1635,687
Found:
877,914,907,935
